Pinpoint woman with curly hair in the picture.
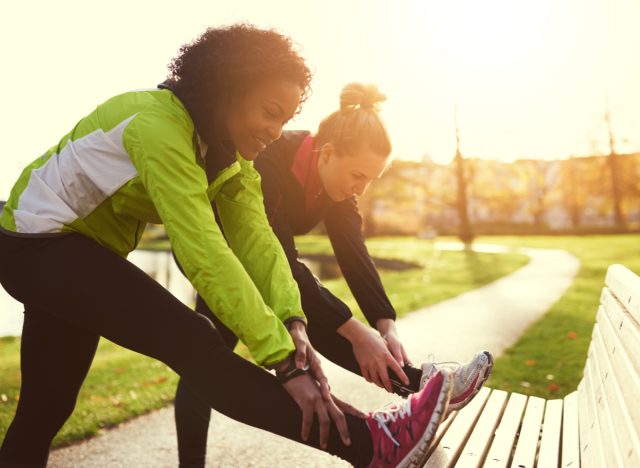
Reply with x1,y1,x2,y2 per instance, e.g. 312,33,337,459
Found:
0,25,452,468
174,82,494,467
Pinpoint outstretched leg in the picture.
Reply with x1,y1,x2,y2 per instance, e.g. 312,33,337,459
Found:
0,233,373,467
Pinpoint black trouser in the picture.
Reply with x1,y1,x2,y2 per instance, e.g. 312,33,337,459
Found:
0,232,373,468
174,296,423,468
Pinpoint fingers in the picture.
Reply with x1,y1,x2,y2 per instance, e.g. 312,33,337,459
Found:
388,341,405,368
378,364,394,393
333,395,368,419
361,360,391,391
316,399,331,450
299,393,355,449
384,335,411,385
361,365,372,385
306,349,331,400
284,374,344,450
362,353,409,392
401,345,413,368
312,362,331,401
301,403,313,442
318,378,331,401
386,353,410,386
295,339,308,369
385,333,409,370
327,399,351,446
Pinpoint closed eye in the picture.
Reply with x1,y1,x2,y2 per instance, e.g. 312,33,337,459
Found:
264,108,293,127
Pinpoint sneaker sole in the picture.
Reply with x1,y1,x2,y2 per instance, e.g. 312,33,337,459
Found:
448,351,494,413
397,369,453,468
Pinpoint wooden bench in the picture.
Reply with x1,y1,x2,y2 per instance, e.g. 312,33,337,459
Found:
425,264,640,467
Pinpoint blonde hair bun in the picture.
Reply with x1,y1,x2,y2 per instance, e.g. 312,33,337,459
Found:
339,82,386,112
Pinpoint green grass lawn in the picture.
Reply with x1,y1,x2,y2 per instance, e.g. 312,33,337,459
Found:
0,236,527,447
479,234,640,399
0,336,178,446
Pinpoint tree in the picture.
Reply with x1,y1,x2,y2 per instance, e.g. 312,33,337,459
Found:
561,156,584,229
520,160,559,227
604,105,626,230
453,109,474,244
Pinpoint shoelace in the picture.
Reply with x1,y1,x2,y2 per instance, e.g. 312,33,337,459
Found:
371,399,413,447
422,354,461,380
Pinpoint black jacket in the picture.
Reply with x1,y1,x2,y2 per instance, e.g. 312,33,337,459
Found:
254,130,396,330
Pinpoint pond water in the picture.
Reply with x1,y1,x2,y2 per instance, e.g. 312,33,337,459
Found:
0,286,22,337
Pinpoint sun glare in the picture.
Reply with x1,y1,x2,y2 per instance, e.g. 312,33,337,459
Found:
417,0,556,95
1,0,639,198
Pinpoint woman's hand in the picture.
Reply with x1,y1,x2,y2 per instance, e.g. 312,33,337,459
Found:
282,373,354,449
377,318,412,369
287,321,331,400
338,318,409,392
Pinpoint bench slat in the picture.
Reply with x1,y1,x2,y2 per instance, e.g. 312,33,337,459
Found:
561,391,579,468
605,264,640,324
428,409,459,456
537,399,563,468
589,324,625,467
484,392,528,468
426,386,491,468
455,389,508,468
510,395,545,468
578,348,605,468
581,343,608,468
595,306,640,465
600,287,640,382
577,380,590,465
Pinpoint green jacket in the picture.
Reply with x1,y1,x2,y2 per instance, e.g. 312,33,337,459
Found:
0,88,304,366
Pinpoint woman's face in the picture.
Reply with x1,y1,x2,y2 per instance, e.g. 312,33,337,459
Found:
226,79,302,160
317,144,388,202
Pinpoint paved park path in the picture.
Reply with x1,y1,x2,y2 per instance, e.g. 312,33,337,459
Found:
49,243,580,468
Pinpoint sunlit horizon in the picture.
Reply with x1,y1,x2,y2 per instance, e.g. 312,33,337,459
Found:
1,0,639,198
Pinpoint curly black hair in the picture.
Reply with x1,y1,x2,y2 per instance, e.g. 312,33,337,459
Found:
166,23,312,144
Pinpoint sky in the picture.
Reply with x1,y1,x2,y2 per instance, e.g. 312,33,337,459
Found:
1,0,639,198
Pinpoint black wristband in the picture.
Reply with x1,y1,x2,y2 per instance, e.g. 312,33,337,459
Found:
276,366,308,384
275,356,309,384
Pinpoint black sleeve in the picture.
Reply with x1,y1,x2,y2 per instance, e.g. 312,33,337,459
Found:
324,197,397,328
256,157,353,331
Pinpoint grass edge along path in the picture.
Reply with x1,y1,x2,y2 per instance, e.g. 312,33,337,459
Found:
0,236,528,447
482,234,640,399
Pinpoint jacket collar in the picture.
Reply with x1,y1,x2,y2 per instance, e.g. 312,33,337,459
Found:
291,135,326,210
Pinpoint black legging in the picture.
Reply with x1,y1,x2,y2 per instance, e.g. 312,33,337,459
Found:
0,232,373,468
174,295,423,467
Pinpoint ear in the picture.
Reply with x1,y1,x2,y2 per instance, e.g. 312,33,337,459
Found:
319,143,335,162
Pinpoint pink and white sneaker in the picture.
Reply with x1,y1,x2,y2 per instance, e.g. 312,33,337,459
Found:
420,350,493,415
366,368,452,468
